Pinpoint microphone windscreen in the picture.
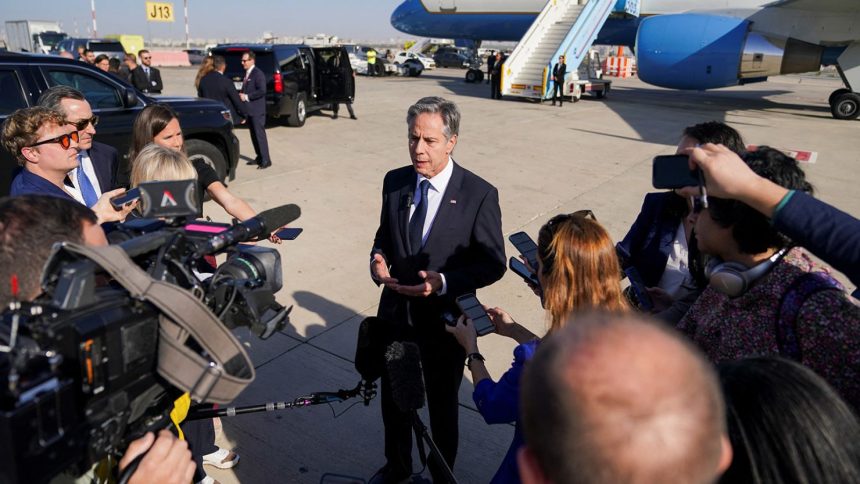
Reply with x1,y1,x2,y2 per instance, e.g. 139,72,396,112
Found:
355,317,387,382
385,341,425,412
257,204,301,231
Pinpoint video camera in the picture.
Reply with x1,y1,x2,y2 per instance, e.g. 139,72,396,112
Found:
0,180,300,483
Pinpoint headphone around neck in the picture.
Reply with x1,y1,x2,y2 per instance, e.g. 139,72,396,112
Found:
705,248,789,297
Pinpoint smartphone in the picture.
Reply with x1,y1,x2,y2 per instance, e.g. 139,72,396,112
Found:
110,187,141,209
509,257,540,288
275,227,303,240
652,155,701,189
455,294,495,336
624,266,653,312
508,231,539,270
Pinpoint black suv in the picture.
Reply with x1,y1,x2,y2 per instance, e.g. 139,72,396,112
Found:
0,52,239,196
53,38,126,60
210,44,354,127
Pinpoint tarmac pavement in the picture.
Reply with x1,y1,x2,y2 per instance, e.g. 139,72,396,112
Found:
157,66,859,483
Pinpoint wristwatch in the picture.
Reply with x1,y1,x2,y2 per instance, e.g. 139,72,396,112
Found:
465,352,485,370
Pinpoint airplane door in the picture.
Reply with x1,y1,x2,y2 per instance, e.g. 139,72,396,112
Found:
439,0,456,12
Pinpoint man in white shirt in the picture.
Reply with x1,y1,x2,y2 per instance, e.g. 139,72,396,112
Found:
369,96,506,483
38,86,119,207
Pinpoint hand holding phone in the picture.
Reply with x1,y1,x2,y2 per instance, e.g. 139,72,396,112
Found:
455,294,495,336
274,227,303,240
624,266,654,311
110,187,141,209
508,232,539,271
509,257,541,291
652,155,701,189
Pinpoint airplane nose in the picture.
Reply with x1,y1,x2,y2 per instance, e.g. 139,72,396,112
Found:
390,0,421,35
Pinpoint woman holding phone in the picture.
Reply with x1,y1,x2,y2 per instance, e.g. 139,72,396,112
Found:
445,211,629,483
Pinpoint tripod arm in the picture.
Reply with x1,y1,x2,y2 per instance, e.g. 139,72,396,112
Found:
185,380,376,421
410,411,459,484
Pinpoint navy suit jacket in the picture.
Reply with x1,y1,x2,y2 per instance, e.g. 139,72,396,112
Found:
87,141,119,193
617,191,685,287
242,67,267,117
10,169,75,200
372,162,506,339
199,71,246,122
774,191,860,295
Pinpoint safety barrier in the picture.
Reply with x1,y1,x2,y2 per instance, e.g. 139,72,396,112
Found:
603,56,635,77
151,51,191,67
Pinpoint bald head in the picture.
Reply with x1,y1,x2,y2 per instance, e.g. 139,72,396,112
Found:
519,312,730,484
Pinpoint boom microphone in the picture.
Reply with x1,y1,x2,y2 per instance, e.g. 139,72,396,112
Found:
385,341,425,412
204,204,301,254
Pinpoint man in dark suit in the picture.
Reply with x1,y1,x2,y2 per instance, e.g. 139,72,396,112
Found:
239,51,272,169
551,55,567,106
491,52,504,100
38,86,119,204
131,49,163,94
485,50,495,84
198,55,246,124
1,107,132,224
369,96,506,483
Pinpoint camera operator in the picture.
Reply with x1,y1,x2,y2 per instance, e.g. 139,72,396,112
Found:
681,143,859,298
0,195,196,483
1,107,134,224
517,312,732,484
675,146,860,411
617,121,746,323
444,212,628,483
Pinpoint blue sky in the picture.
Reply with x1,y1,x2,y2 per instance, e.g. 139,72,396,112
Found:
1,0,408,42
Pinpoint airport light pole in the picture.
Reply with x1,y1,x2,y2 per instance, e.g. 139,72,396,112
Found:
91,0,98,38
184,0,190,49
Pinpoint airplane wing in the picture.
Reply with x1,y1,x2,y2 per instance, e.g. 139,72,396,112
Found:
763,0,859,13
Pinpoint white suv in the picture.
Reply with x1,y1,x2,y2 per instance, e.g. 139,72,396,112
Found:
394,51,436,70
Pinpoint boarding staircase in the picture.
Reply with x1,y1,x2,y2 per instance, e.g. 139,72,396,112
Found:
501,0,639,99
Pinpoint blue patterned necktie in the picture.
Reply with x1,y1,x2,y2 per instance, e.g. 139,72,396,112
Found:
409,180,431,255
76,154,99,207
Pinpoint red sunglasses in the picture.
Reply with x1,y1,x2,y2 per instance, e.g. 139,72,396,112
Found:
30,130,79,150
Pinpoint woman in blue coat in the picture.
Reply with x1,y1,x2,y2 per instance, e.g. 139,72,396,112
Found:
446,212,629,483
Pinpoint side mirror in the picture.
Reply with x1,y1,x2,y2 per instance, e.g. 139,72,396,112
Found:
123,88,138,108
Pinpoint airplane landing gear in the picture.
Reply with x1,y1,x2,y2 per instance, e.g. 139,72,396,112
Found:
830,89,860,120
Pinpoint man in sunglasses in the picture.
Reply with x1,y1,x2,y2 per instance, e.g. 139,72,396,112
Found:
38,85,119,206
1,106,132,224
131,49,163,94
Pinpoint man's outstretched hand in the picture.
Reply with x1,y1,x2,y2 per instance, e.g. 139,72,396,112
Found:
393,270,442,297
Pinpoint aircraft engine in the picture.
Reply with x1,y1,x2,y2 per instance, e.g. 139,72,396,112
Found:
635,14,824,90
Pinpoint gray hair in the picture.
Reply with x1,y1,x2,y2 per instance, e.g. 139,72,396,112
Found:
406,96,460,139
37,85,86,112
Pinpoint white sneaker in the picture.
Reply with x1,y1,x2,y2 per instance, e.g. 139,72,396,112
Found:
202,447,240,469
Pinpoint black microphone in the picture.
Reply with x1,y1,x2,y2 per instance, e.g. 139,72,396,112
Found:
204,203,301,254
385,341,425,412
355,317,391,383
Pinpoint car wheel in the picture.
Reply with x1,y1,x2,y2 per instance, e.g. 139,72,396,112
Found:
831,92,860,120
465,69,479,83
288,93,307,127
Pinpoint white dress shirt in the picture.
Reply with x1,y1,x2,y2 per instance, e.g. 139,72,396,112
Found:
657,222,692,298
408,157,455,294
66,150,103,205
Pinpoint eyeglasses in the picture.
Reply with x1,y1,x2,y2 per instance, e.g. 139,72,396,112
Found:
29,131,79,149
241,59,251,63
73,115,99,131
